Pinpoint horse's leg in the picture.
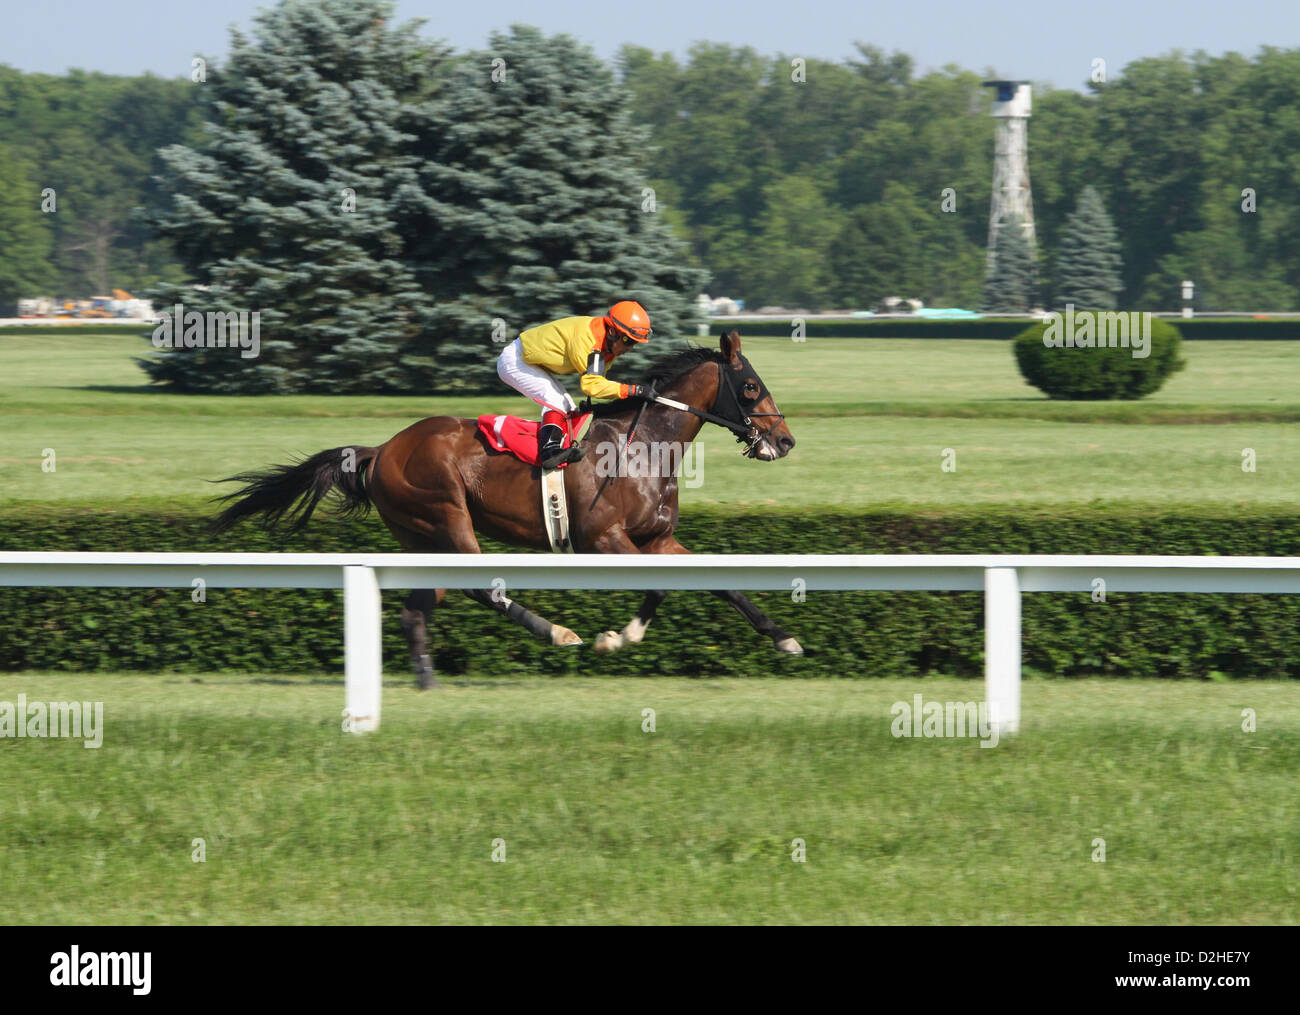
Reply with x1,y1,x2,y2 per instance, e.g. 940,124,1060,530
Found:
385,523,448,690
596,533,803,655
591,528,662,654
576,527,665,655
426,505,583,647
460,587,582,646
711,587,803,654
594,588,665,654
400,588,444,690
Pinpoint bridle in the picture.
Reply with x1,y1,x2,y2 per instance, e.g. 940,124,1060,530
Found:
709,358,788,456
643,357,786,458
582,354,786,496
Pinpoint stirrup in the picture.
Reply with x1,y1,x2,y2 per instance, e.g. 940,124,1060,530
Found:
541,442,583,470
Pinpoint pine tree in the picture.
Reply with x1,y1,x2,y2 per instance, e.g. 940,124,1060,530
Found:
1055,185,1123,310
982,218,1036,314
143,0,450,393
402,25,707,392
143,5,705,394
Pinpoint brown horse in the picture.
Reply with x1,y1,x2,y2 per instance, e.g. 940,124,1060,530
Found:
213,330,799,687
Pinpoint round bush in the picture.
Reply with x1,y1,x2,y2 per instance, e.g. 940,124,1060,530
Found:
1013,312,1185,399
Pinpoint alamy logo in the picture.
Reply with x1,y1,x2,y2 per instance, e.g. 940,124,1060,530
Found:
1041,304,1151,359
50,947,151,995
890,693,1000,748
152,302,261,359
0,695,103,748
592,437,703,487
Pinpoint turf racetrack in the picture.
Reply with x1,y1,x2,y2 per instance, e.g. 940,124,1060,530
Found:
2,332,1297,924
3,673,1295,924
2,332,1298,513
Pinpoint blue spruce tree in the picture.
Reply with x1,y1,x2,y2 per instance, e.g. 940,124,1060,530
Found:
143,5,705,394
1055,185,1123,311
400,25,707,392
982,218,1036,314
144,0,449,393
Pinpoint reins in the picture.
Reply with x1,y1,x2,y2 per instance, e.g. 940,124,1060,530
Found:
580,358,786,477
651,361,785,456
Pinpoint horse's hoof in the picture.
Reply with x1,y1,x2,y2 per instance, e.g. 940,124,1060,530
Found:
414,654,439,689
551,625,583,647
594,630,623,654
775,637,804,655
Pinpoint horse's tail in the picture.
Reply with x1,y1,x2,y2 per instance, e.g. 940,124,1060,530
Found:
210,445,379,534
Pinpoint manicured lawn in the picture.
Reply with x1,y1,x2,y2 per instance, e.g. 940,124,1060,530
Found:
4,334,1297,926
3,673,1295,924
1,333,1296,513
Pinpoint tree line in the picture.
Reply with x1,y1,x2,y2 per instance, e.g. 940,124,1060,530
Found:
0,0,1297,392
620,41,1300,312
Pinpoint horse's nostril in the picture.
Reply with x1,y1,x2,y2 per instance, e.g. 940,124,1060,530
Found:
780,435,795,451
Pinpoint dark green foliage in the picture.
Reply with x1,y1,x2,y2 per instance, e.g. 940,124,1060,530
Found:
141,0,450,394
1160,318,1300,339
700,316,1300,340
982,219,1037,313
620,43,995,310
0,67,200,300
2,510,1296,679
698,318,1034,338
14,44,1300,318
827,182,983,310
401,25,707,392
1014,313,1186,399
0,143,55,313
7,316,1300,340
140,7,703,394
13,41,1300,317
1054,186,1123,310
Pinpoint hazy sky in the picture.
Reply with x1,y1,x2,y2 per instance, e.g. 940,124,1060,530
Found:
4,0,1298,90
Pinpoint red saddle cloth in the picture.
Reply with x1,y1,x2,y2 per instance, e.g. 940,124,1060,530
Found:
477,413,592,467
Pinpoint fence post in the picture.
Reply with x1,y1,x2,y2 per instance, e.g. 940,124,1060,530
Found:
984,566,1021,734
343,565,382,733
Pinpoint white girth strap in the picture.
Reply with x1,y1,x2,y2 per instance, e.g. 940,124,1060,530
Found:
541,466,574,553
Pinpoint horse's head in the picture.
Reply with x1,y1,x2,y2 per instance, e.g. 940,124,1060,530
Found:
714,330,796,461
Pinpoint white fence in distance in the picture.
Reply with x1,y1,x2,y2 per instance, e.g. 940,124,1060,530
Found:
3,552,1299,734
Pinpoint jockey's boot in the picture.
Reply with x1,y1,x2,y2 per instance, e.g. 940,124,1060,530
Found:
539,422,583,470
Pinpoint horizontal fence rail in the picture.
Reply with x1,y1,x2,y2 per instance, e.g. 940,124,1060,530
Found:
3,553,1299,734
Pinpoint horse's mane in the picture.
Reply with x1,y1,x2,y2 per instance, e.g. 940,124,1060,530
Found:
588,344,722,418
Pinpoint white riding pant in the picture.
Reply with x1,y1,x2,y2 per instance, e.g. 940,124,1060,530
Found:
496,338,577,416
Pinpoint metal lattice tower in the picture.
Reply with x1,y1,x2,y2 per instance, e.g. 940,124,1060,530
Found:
983,80,1036,268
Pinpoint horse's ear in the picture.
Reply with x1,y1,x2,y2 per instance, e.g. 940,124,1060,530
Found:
719,329,742,360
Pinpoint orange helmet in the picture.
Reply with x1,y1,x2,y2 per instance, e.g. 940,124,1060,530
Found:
607,300,652,343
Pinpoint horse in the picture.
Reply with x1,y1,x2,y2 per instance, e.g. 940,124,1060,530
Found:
212,329,799,687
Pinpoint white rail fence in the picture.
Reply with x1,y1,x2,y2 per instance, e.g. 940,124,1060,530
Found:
3,553,1298,734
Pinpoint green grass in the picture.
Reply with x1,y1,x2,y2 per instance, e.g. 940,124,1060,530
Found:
1,333,1297,514
4,336,1297,925
2,672,1295,924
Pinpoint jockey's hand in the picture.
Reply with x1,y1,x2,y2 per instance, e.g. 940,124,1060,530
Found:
631,383,658,401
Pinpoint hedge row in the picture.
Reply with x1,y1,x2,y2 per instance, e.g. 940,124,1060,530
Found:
2,510,1298,679
713,317,1300,340
0,324,151,336
719,318,1033,338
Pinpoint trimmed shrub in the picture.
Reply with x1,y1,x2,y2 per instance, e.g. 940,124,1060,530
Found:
1014,312,1185,399
1,509,1297,679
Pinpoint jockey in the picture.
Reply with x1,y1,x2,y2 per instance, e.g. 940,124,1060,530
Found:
496,300,655,470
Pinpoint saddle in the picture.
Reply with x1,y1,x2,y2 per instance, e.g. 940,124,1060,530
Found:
477,412,592,553
476,412,592,467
